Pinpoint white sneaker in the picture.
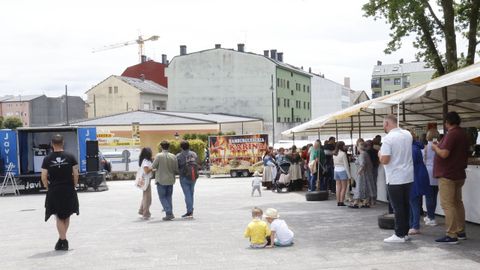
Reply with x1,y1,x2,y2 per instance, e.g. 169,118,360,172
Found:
404,235,411,241
423,216,430,223
425,219,437,226
384,234,406,243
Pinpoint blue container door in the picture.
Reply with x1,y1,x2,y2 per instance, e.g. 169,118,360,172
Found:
77,127,96,173
0,130,19,175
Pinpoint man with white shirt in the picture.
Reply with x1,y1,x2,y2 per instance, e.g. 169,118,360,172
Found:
379,115,414,243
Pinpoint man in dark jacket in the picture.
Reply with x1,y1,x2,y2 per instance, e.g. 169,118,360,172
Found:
177,140,198,218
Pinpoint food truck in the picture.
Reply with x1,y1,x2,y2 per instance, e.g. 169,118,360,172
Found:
208,134,268,177
0,126,107,192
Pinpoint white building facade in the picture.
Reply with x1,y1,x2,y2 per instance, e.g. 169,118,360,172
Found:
166,46,311,143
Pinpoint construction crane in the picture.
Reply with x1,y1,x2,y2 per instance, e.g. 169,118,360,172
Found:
92,35,159,63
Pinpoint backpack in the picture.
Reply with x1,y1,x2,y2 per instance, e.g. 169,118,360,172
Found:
182,152,199,181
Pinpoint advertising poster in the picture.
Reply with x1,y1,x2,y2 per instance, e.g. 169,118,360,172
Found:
208,134,268,175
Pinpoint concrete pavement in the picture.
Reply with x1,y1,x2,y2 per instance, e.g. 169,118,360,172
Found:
1,177,479,270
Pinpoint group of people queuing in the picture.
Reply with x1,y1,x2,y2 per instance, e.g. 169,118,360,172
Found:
261,145,306,191
136,140,199,221
259,111,469,246
380,112,468,244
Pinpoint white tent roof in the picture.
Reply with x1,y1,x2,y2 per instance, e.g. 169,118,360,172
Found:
282,62,480,136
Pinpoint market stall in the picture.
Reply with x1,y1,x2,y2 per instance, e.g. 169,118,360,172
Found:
283,62,480,223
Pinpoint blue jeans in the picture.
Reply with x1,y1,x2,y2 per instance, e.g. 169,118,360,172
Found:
309,173,317,191
409,194,421,230
156,184,173,216
425,185,439,220
180,176,196,213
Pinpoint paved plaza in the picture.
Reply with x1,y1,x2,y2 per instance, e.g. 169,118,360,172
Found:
1,177,480,270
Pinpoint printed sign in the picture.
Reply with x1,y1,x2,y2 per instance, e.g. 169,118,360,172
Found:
208,134,268,175
0,130,19,175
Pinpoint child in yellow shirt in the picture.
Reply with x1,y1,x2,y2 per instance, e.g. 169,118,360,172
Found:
244,207,271,248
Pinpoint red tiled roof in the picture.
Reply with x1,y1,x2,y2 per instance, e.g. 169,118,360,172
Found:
121,60,168,87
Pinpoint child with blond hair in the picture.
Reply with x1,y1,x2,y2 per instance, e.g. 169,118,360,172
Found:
264,208,294,247
251,171,262,197
244,207,271,248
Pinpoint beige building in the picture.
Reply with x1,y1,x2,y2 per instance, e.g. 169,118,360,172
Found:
85,75,168,118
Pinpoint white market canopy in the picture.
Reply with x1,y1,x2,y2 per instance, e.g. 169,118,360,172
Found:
282,62,480,137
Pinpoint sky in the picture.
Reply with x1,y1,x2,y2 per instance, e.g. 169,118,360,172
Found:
0,0,436,99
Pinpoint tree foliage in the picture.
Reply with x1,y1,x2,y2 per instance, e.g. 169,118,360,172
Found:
3,117,23,129
182,132,236,143
363,0,480,75
158,139,207,164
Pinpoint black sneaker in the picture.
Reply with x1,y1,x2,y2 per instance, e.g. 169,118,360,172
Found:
181,212,193,219
54,239,62,251
457,232,467,240
435,236,458,244
162,215,175,221
60,239,69,251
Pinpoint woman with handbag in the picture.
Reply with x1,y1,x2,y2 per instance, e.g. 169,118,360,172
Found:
136,147,154,219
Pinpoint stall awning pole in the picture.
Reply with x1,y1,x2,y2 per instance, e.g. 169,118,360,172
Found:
442,87,448,134
293,132,296,145
397,103,400,126
358,112,362,138
317,129,321,141
335,120,339,139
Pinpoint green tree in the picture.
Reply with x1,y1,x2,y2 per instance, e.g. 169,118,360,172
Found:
363,0,480,75
0,116,4,129
3,117,23,129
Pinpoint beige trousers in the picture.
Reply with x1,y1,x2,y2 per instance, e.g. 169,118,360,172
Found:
138,183,152,218
438,178,465,238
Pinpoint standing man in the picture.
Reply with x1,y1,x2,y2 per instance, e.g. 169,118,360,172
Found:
379,115,413,243
41,134,79,251
152,141,178,221
432,112,468,244
177,140,199,219
324,137,336,194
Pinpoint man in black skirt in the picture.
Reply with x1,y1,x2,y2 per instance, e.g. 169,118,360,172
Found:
41,134,79,251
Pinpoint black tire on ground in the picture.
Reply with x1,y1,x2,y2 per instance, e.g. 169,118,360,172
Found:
378,213,395,230
305,191,329,201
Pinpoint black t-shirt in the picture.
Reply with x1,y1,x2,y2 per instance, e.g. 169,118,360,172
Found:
41,151,78,187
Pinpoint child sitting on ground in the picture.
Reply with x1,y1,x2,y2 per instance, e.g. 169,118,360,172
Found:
264,208,294,247
251,171,262,197
244,207,271,248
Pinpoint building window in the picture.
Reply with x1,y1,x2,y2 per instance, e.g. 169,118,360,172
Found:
287,99,290,107
304,101,306,109
287,117,290,122
384,78,391,82
307,102,310,109
384,90,391,95
284,99,287,107
277,98,280,106
287,81,290,89
291,72,293,77
371,78,381,88
291,90,294,95
303,85,306,92
108,87,112,94
277,78,280,87
284,117,287,122
277,117,281,122
114,86,118,94
307,86,310,92
394,78,401,85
